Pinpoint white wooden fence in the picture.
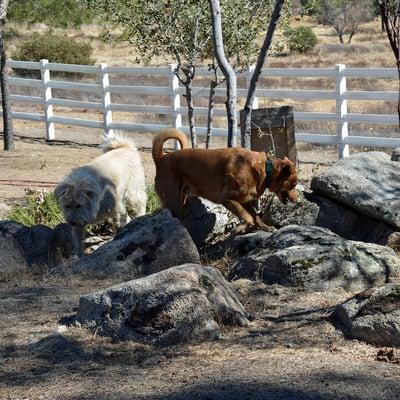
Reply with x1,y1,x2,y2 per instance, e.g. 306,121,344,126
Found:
3,59,400,158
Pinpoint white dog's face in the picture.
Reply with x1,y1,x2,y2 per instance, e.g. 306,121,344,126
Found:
54,179,102,227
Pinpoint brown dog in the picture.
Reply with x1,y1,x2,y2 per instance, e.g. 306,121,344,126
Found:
152,128,298,233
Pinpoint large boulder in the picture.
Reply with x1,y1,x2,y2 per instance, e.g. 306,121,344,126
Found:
333,283,400,347
0,230,28,274
76,264,249,345
60,210,200,277
311,152,400,229
229,225,400,292
204,230,273,261
0,220,52,268
182,198,239,249
262,190,396,245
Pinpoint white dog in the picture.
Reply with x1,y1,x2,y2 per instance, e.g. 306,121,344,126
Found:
54,133,147,230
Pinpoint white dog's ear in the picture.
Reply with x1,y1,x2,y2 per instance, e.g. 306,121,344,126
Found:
54,182,72,202
81,180,102,201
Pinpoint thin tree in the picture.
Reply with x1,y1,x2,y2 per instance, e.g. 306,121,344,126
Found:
208,0,237,147
377,0,400,130
205,61,222,149
90,0,212,148
318,0,374,44
241,0,286,149
205,0,287,148
0,0,13,151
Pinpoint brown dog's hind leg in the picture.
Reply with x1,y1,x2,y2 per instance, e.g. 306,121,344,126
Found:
162,187,184,220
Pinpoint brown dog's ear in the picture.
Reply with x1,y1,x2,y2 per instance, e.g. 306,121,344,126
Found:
280,163,292,179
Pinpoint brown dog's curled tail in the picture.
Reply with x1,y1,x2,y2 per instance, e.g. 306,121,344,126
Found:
152,128,189,162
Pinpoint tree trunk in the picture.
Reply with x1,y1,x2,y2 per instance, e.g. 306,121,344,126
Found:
241,0,285,149
348,31,354,44
378,1,400,132
208,0,237,147
397,61,400,132
206,78,217,149
185,81,197,148
339,32,344,44
0,0,13,151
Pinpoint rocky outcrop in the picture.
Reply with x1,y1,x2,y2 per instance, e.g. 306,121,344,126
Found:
334,283,400,347
262,190,396,245
311,152,400,229
229,225,400,292
60,210,200,278
76,264,249,345
182,198,239,248
0,220,52,268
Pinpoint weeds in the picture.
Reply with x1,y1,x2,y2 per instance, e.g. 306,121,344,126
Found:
7,189,64,227
146,186,161,214
6,187,161,229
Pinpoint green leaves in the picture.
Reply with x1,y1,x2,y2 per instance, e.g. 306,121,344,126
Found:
8,0,93,28
89,0,291,68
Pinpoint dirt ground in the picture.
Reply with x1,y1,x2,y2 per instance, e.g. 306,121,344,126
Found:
0,129,337,209
1,272,400,400
1,132,400,400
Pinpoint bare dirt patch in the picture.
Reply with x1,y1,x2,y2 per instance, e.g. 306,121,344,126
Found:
1,271,400,400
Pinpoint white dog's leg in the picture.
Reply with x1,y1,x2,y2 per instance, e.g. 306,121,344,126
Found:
129,190,147,217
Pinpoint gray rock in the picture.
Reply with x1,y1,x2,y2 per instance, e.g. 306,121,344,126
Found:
262,190,396,245
392,148,400,162
61,210,200,277
262,190,319,227
182,198,239,248
30,334,88,361
0,220,52,267
204,230,273,261
311,152,400,229
334,283,400,347
0,232,28,274
76,264,249,345
229,225,400,292
48,223,81,268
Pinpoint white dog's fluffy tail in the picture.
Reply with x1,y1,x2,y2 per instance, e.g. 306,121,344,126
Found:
101,132,138,153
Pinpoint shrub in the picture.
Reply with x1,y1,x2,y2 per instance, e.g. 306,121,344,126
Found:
7,190,64,228
7,187,160,230
11,32,95,77
285,26,318,53
146,186,161,214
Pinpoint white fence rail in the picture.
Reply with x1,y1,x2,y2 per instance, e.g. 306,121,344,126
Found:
2,59,400,158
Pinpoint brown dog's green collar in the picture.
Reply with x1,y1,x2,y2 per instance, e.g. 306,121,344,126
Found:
265,159,273,188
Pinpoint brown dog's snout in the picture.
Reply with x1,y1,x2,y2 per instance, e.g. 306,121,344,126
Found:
287,189,298,203
277,189,298,204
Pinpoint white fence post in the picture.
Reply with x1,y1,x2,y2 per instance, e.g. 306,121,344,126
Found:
246,65,259,109
169,64,182,149
335,64,349,158
40,59,55,140
100,63,113,138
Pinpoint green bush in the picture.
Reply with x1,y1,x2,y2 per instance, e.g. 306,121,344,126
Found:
7,187,161,230
146,186,161,214
12,32,95,77
7,191,64,228
285,26,318,53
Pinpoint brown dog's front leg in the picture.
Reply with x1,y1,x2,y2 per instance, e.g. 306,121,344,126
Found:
222,200,256,234
243,202,275,232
